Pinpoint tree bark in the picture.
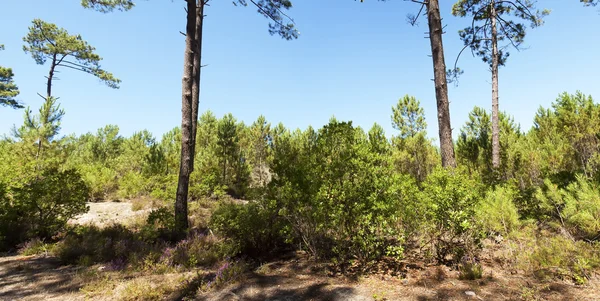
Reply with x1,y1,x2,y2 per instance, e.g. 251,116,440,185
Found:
47,54,57,99
490,0,500,169
175,0,198,236
426,0,456,168
190,0,205,172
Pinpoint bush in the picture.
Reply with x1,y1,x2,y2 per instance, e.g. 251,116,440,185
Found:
118,171,148,199
528,236,600,284
476,184,520,236
18,238,54,256
1,168,89,250
167,234,233,268
265,121,415,263
142,206,176,241
420,167,483,263
54,224,149,265
210,201,289,258
458,255,483,280
12,168,89,239
535,175,600,240
80,163,119,200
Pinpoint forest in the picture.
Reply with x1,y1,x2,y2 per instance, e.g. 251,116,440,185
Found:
1,0,600,300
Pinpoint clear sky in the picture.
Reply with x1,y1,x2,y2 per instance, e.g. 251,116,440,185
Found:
1,1,599,142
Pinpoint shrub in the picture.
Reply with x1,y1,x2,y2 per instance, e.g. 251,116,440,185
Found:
458,255,483,280
0,168,90,250
142,206,176,241
476,184,520,236
562,175,600,240
80,163,119,201
266,121,416,263
528,236,600,284
167,234,233,268
18,238,54,256
12,168,89,240
118,171,148,199
53,224,152,265
210,201,289,258
420,167,483,263
535,175,600,240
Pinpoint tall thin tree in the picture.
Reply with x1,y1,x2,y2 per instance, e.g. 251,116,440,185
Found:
21,19,120,162
82,0,298,235
363,0,457,167
452,0,547,170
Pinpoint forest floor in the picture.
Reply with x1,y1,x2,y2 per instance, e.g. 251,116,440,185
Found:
1,200,599,301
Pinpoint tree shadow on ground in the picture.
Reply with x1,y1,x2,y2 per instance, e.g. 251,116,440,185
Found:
0,256,83,300
174,266,371,301
203,273,367,301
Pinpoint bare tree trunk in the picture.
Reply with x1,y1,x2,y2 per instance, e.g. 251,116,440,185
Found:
190,0,205,172
175,0,197,236
426,0,456,168
490,1,500,170
47,54,57,99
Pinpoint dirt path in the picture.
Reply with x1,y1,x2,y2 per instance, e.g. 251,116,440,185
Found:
0,255,83,301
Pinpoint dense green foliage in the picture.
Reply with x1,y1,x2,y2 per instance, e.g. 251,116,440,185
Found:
3,92,600,274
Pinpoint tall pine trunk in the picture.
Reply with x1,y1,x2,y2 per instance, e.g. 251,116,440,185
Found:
426,0,456,168
190,0,205,172
175,0,198,236
490,1,500,170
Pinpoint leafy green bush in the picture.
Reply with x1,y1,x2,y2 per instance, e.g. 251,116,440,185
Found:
168,234,233,268
529,236,600,284
458,255,483,280
54,224,148,264
12,168,89,240
476,184,520,236
265,121,415,263
1,168,89,250
210,201,289,257
118,171,148,199
142,206,176,241
535,175,600,240
80,163,119,200
420,167,483,263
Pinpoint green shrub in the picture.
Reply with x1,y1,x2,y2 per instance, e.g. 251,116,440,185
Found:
118,171,148,199
529,236,600,284
80,163,119,200
167,234,233,268
562,176,600,239
210,201,289,257
54,224,154,265
149,174,177,202
12,168,89,240
535,175,600,240
0,168,90,250
458,255,483,280
476,184,520,236
18,238,54,256
420,167,483,263
265,121,415,263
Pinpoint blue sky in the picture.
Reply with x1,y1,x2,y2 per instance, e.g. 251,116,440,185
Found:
1,0,599,142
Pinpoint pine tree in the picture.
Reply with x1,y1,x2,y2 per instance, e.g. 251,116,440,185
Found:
0,45,22,109
452,0,548,170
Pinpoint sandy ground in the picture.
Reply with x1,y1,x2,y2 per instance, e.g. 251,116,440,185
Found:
69,201,149,227
0,255,83,301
